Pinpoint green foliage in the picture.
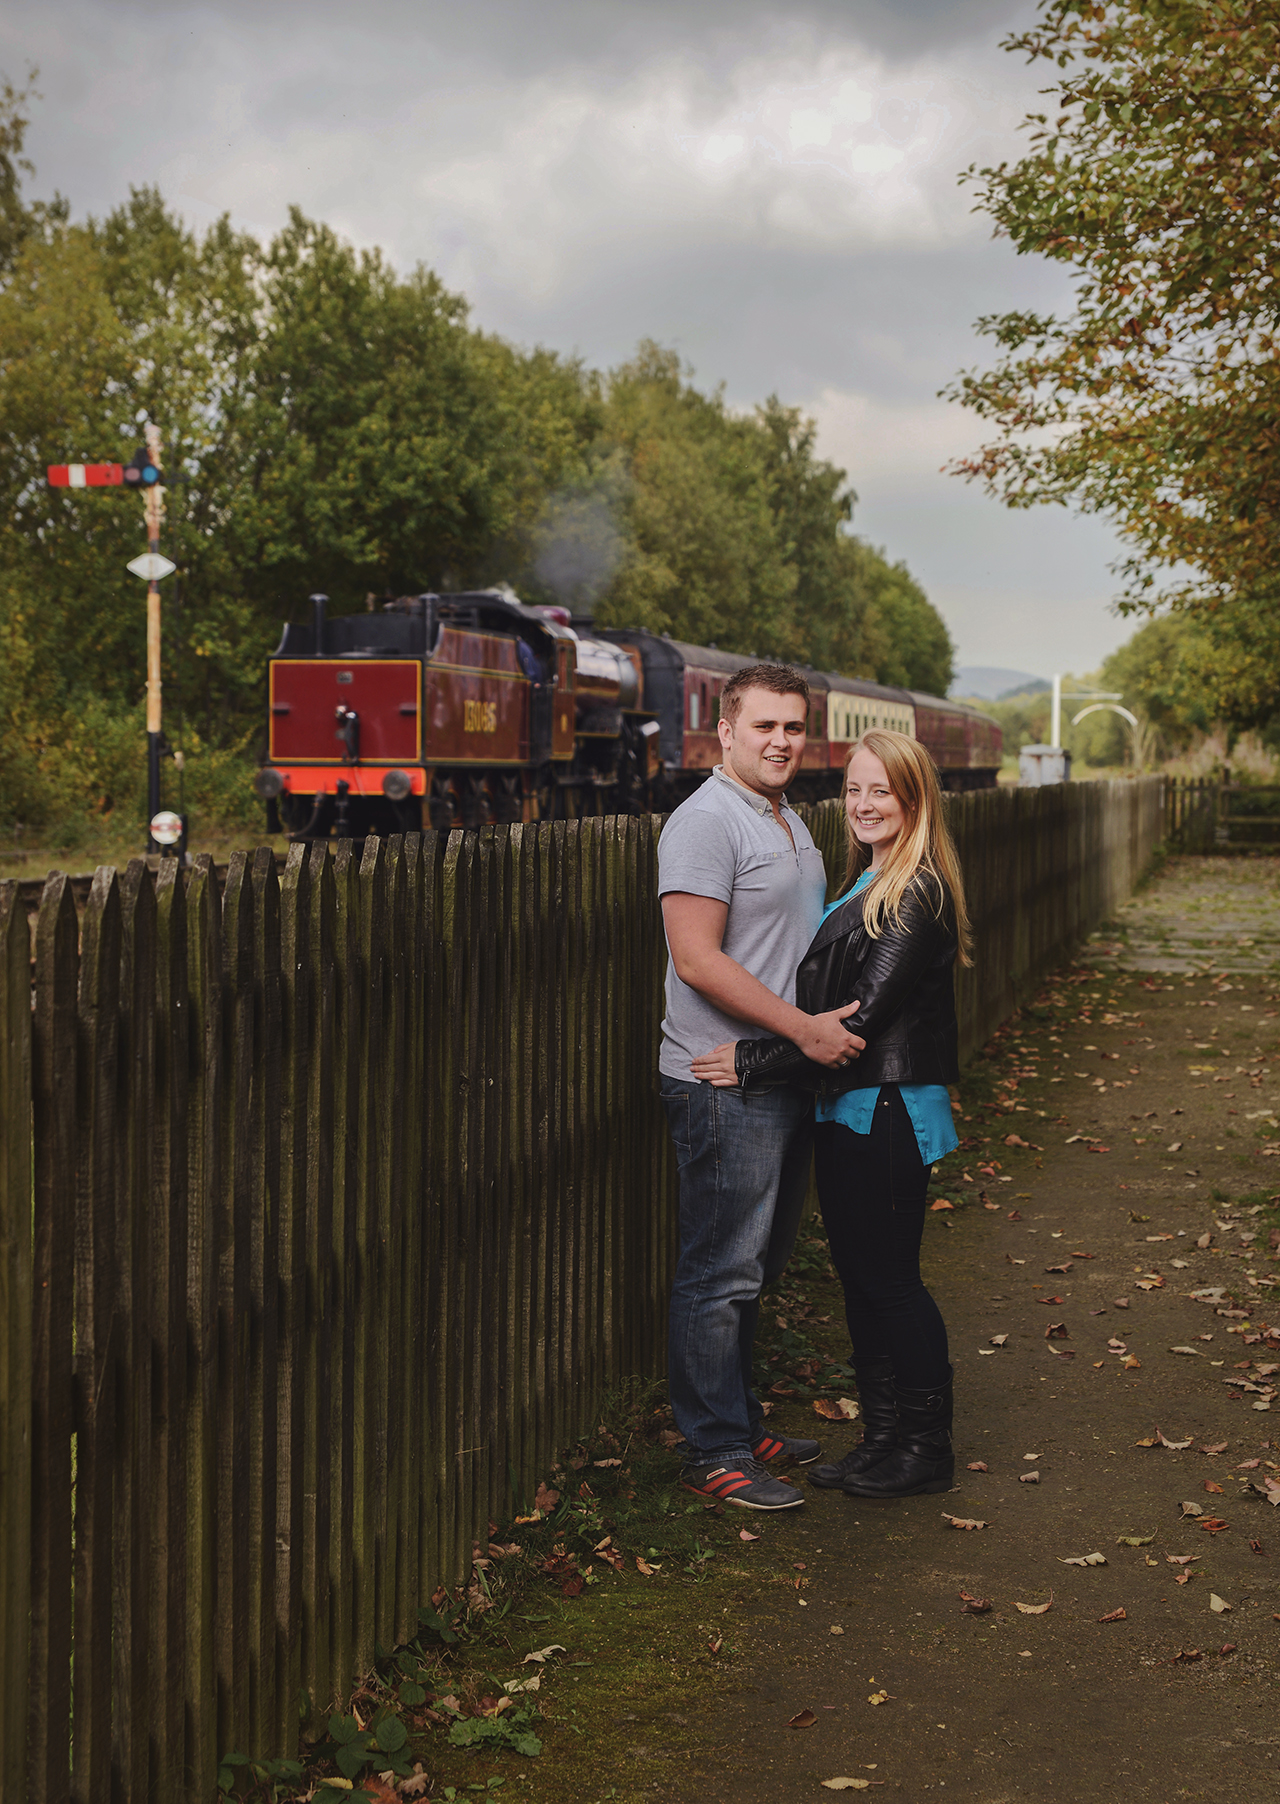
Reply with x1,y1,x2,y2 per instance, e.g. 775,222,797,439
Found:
447,1706,542,1758
215,1750,304,1801
320,1707,415,1784
946,0,1280,726
0,87,952,837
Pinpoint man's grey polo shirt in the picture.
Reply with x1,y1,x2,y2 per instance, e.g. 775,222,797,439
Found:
657,767,828,1082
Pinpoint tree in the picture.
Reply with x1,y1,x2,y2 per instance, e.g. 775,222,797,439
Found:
945,0,1280,722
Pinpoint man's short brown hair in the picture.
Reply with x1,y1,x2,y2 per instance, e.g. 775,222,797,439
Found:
719,663,811,725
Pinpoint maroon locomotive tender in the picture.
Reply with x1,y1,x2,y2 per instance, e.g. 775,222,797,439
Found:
253,588,1003,838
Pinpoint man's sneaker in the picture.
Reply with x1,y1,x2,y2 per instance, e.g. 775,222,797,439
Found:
680,1459,805,1510
753,1430,822,1466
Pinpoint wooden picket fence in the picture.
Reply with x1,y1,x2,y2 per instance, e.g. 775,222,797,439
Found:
0,777,1165,1803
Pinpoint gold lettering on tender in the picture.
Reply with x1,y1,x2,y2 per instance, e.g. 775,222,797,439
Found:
464,699,498,733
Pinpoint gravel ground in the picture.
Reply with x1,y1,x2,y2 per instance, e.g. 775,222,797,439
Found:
673,855,1280,1803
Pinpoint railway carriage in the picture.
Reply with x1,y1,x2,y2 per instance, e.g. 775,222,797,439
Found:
254,589,1002,837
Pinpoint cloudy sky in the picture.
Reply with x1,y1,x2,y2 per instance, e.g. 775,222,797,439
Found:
11,0,1132,680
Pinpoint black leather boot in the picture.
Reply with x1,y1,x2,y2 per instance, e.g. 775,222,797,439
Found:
809,1355,897,1489
837,1373,954,1499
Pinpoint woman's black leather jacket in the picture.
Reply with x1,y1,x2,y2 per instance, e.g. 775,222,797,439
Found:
735,871,959,1094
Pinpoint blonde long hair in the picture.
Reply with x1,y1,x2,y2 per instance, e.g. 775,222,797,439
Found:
842,729,973,966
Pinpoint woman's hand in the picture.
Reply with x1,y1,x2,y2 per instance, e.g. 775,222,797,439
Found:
690,1040,741,1087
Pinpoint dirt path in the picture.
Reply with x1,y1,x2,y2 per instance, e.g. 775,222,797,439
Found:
672,855,1280,1802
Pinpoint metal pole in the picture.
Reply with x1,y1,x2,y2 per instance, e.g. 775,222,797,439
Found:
143,424,165,851
1051,673,1062,750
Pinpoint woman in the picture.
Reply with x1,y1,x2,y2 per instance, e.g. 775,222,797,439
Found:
691,729,972,1500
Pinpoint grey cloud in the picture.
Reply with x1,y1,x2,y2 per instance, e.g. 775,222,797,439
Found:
6,0,1128,672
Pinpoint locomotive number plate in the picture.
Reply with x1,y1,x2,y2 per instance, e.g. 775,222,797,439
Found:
464,699,498,733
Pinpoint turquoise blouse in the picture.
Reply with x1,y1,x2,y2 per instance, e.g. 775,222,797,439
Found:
812,869,959,1166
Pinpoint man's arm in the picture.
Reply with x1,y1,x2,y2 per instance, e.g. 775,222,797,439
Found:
662,892,864,1069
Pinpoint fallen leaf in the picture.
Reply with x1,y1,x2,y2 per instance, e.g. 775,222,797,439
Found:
1114,1298,1131,1309
523,1644,566,1664
1171,1648,1202,1663
1209,1593,1232,1614
1199,1517,1230,1534
1237,1458,1262,1470
959,1590,992,1613
942,1513,987,1530
1219,1643,1238,1656
1201,1442,1229,1455
1204,1481,1225,1495
533,1482,560,1513
1045,1263,1073,1274
1045,1322,1069,1339
1123,1354,1142,1370
1020,1471,1040,1484
1098,1607,1127,1623
820,1782,873,1793
1169,1347,1201,1358
1166,1555,1200,1566
1007,1209,1022,1221
1196,1231,1212,1249
1135,1434,1158,1448
707,1635,724,1655
1116,1534,1155,1546
930,1199,955,1212
635,1556,660,1577
1039,1296,1066,1306
398,1764,430,1797
867,1690,890,1706
1180,1501,1204,1517
813,1397,860,1421
1250,1539,1266,1554
990,1334,1009,1348
593,1457,623,1469
1176,1571,1194,1585
788,1709,817,1729
1060,1552,1107,1567
1014,1597,1053,1615
830,1624,845,1635
1157,1430,1194,1449
1005,1133,1043,1150
967,1460,989,1472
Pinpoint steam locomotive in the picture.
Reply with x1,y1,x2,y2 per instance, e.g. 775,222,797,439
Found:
253,588,1002,838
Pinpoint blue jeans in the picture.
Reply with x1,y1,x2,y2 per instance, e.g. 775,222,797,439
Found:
661,1077,813,1465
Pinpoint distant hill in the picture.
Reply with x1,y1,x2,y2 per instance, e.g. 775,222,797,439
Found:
949,666,1050,702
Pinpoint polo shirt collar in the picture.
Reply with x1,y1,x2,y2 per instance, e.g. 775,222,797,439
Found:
711,763,789,818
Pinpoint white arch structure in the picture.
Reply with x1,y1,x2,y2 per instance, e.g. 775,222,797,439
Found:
1071,702,1139,730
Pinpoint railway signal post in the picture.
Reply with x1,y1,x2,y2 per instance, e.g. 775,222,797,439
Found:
48,426,178,851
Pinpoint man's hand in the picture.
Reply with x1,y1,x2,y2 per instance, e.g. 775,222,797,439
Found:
690,1041,740,1087
793,1004,865,1069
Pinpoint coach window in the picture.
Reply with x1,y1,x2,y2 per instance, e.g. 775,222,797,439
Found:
689,689,700,731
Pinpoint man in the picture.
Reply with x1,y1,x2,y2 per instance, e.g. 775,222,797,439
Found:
658,664,865,1510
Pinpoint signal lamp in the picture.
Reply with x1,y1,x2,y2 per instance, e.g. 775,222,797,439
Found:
382,769,412,801
123,445,162,486
253,767,285,799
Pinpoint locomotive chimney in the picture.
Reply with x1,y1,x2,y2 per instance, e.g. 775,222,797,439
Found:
311,592,329,655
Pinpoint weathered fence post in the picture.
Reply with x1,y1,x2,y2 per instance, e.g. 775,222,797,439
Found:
0,884,32,1804
150,856,191,1801
28,874,77,1804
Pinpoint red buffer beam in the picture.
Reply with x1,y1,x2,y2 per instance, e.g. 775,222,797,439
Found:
47,463,124,488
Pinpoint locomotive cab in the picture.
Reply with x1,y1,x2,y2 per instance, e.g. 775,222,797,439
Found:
255,588,660,839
